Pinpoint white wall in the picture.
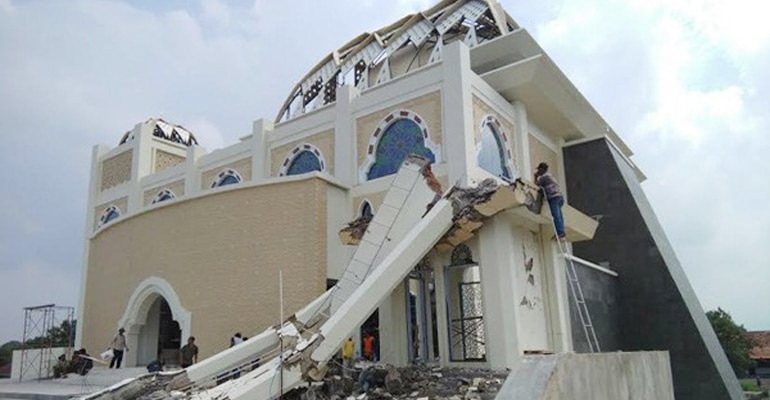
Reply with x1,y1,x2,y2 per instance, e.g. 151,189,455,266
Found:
11,347,67,381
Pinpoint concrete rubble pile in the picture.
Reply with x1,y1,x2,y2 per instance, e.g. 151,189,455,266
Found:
290,363,509,400
339,214,373,245
81,372,182,400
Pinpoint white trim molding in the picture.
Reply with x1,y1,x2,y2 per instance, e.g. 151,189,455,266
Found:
117,276,192,340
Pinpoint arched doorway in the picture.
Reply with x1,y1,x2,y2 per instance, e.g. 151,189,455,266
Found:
136,297,182,366
118,277,191,367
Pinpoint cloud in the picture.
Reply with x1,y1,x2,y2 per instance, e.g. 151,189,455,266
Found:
0,0,14,15
511,0,770,329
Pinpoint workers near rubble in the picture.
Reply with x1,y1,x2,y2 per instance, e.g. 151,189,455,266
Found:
230,332,244,347
534,162,566,240
108,328,128,369
73,348,94,375
229,332,244,379
179,336,199,368
146,357,164,373
363,333,375,361
342,337,356,375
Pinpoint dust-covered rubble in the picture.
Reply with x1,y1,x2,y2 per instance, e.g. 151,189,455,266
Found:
285,363,509,400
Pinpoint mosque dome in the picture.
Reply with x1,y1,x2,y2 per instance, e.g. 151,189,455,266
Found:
276,0,518,123
119,118,198,146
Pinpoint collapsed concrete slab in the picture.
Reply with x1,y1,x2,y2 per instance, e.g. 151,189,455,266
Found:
496,352,675,400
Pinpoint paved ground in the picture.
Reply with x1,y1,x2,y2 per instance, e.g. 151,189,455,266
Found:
0,366,158,400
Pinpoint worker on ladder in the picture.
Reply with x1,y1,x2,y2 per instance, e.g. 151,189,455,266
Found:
534,162,566,240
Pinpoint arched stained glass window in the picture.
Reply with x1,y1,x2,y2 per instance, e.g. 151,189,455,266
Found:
99,205,121,227
152,189,176,204
287,151,322,175
212,169,242,188
477,123,511,179
367,119,435,180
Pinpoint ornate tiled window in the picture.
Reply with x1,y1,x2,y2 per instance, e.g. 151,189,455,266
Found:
280,144,326,176
99,205,121,227
477,116,514,180
366,114,436,181
212,169,242,188
152,189,176,204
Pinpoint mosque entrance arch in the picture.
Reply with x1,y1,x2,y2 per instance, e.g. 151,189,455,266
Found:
117,277,191,367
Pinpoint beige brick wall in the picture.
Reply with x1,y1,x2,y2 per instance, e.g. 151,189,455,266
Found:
100,150,133,191
82,178,329,360
143,179,186,207
356,91,443,167
270,130,335,177
154,150,185,173
200,158,253,190
528,134,560,180
93,197,129,230
471,95,518,170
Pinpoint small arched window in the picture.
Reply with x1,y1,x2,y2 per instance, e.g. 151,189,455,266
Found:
360,200,373,218
287,151,323,175
450,244,476,266
477,122,511,180
367,118,435,180
212,169,242,188
99,205,121,227
152,189,176,204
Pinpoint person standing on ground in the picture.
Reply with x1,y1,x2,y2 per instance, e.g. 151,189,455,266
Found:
534,162,566,240
179,336,199,368
109,328,128,369
342,337,356,375
363,333,375,361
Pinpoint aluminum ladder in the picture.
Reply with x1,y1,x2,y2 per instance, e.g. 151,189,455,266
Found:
543,190,601,353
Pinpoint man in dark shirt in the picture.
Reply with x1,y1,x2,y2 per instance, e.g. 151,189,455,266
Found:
534,162,566,239
179,336,199,368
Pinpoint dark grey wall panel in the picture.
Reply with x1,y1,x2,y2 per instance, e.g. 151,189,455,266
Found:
568,264,620,353
563,138,743,400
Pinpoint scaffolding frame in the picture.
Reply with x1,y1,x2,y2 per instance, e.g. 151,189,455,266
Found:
19,304,75,381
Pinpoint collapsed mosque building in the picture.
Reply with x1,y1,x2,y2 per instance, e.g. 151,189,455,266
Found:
77,1,742,399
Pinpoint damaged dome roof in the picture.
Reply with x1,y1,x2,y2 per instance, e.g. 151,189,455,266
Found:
119,118,198,147
276,0,519,123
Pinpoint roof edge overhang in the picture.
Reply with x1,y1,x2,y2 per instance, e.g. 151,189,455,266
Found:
472,29,634,159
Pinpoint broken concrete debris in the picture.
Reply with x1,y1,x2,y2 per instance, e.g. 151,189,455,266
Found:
339,173,540,252
285,364,507,400
339,215,373,246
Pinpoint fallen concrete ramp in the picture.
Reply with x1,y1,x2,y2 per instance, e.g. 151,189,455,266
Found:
497,352,674,400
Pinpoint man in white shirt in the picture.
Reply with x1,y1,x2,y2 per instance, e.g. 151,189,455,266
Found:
109,328,129,369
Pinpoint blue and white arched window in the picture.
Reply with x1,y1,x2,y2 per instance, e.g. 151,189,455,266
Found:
99,205,121,227
363,110,439,181
152,189,176,204
279,144,326,176
477,116,514,180
212,169,242,188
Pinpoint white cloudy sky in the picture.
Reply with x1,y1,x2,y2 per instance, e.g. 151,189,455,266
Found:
0,0,768,345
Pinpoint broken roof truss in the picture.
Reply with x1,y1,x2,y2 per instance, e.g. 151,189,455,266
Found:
276,0,519,123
